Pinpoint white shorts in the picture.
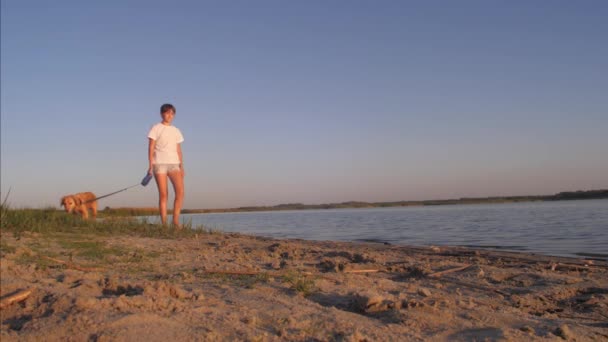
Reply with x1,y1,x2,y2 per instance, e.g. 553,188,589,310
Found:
153,164,181,174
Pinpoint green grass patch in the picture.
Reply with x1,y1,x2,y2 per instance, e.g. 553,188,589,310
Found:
0,205,216,273
240,272,271,289
1,205,214,239
14,234,162,271
281,270,317,297
55,240,124,261
14,251,57,271
197,272,271,289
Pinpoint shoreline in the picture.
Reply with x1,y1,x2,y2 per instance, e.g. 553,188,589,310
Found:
1,228,607,341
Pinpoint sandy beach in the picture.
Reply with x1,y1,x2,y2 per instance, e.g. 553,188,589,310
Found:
1,229,607,341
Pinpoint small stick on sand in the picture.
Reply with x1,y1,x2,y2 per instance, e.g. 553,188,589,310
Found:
202,270,261,276
428,264,471,278
42,256,101,272
0,289,32,309
343,269,380,274
201,269,336,281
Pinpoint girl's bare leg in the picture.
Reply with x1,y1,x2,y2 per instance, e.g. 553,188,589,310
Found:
154,173,169,225
168,169,184,227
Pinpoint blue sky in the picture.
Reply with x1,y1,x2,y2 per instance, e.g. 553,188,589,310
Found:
1,0,607,209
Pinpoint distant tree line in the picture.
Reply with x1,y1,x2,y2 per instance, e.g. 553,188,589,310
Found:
548,189,608,201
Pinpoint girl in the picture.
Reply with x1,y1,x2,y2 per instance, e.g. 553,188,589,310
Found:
147,103,185,227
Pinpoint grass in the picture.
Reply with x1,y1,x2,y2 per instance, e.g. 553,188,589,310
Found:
0,204,218,271
281,270,317,297
199,272,271,289
0,205,208,239
0,239,16,255
14,251,57,270
55,239,126,261
99,207,159,217
229,273,271,289
6,233,162,271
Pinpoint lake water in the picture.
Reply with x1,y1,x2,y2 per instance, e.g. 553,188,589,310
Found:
159,199,608,260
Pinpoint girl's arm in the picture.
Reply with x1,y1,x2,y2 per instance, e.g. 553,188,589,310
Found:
148,138,156,174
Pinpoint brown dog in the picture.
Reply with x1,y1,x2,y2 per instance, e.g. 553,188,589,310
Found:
60,192,98,219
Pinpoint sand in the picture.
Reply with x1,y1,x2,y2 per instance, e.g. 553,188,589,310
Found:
1,229,607,341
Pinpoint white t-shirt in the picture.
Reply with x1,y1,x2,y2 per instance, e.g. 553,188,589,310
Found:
147,123,184,164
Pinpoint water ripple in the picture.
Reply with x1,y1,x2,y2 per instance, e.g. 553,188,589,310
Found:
146,199,608,259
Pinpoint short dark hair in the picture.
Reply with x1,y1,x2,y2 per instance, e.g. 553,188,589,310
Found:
160,103,176,114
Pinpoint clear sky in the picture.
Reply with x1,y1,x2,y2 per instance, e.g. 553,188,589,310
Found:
1,0,607,209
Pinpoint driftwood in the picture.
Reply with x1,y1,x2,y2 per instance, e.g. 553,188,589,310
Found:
482,253,605,268
428,264,471,278
343,269,380,274
202,264,472,279
0,289,32,309
202,269,316,277
200,269,342,282
202,270,260,276
550,262,595,272
42,256,101,272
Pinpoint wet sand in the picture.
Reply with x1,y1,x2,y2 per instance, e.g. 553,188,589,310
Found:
1,230,607,341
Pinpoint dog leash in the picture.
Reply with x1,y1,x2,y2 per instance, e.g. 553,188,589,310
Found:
85,173,154,203
87,184,141,203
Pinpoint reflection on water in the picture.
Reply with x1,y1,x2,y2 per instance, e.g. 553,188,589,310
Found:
147,199,608,259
